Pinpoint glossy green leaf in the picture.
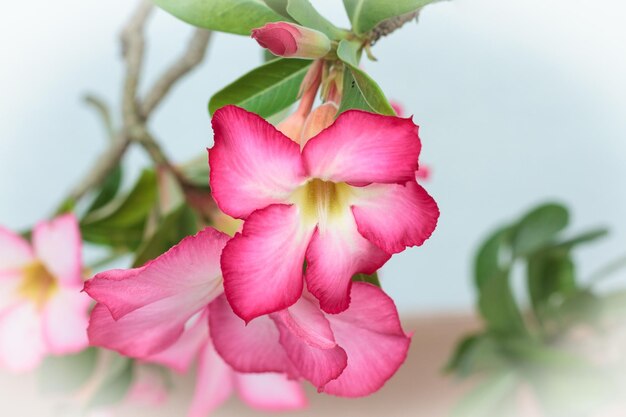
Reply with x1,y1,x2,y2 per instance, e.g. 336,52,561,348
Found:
152,0,283,35
474,226,513,289
342,0,440,34
39,348,98,395
512,203,569,257
209,58,312,118
133,204,199,267
352,271,381,287
337,66,395,115
287,0,346,39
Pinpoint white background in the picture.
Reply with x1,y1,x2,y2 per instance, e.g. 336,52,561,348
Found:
1,0,625,313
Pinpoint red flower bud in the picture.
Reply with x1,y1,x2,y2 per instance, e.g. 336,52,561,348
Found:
251,22,331,59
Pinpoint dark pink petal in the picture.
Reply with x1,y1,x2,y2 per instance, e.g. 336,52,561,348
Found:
0,226,33,270
32,214,82,287
251,22,299,56
0,302,45,372
221,204,313,321
188,341,234,417
84,228,229,320
352,181,439,254
235,372,307,411
273,315,347,389
304,215,390,314
41,288,90,354
209,105,306,219
302,110,421,184
322,283,411,397
146,310,209,373
208,294,294,375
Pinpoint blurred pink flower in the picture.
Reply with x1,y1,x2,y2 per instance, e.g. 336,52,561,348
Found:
0,214,90,372
209,105,439,321
252,22,331,59
85,229,306,415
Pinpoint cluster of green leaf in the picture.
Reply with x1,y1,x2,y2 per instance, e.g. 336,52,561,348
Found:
447,202,625,417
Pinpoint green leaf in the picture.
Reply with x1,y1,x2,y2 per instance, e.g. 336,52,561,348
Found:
474,226,513,289
352,271,381,287
342,0,440,34
512,203,569,257
88,357,134,409
527,249,576,321
209,58,312,118
338,66,395,115
336,39,361,67
152,0,283,35
287,0,346,39
132,204,199,267
555,227,609,250
478,269,528,338
39,348,98,395
81,170,158,249
263,0,293,19
446,334,508,377
87,164,123,213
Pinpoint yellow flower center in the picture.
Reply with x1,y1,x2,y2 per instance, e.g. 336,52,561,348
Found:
290,179,353,228
18,262,59,308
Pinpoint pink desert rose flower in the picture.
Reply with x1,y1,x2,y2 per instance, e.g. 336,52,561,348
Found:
0,214,89,372
209,105,439,321
209,283,411,397
85,229,306,414
252,22,331,59
85,227,410,399
391,100,431,181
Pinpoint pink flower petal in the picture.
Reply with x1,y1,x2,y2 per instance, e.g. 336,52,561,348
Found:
209,105,306,219
0,225,34,270
0,271,22,311
352,181,439,254
208,294,294,375
41,288,90,354
321,283,411,397
146,310,209,373
302,110,421,185
273,314,347,389
0,302,46,372
221,204,313,322
304,213,390,313
188,342,234,417
85,228,229,320
235,372,308,411
32,214,82,287
276,296,336,349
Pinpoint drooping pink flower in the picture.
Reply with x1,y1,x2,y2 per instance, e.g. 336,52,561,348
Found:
147,311,307,416
209,105,439,321
252,22,331,59
209,282,411,397
86,229,306,415
0,214,89,372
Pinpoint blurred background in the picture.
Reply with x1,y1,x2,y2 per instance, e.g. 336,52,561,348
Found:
1,0,625,415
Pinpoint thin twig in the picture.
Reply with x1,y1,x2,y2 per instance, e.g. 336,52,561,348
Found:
83,95,115,140
141,29,213,118
121,0,153,127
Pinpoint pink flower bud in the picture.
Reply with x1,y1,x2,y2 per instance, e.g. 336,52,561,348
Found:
251,22,331,59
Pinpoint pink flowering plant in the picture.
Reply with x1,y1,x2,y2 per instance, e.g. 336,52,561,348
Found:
0,0,447,415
